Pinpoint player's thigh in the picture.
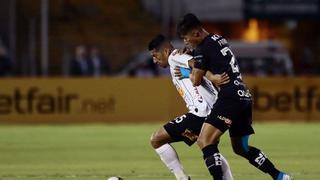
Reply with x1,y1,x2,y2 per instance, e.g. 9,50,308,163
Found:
204,98,236,134
164,113,205,146
228,100,255,137
197,122,223,149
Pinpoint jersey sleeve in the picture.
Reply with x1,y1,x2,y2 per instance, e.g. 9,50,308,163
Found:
193,48,208,70
193,40,222,71
170,53,193,68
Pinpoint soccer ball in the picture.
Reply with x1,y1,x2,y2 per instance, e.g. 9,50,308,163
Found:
107,176,123,180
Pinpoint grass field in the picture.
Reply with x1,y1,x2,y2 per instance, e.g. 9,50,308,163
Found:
0,123,319,180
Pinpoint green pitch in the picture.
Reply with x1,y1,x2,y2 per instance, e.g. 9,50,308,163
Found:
0,123,319,180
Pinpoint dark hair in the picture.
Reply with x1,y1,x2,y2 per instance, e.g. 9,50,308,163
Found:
148,34,167,51
177,13,202,37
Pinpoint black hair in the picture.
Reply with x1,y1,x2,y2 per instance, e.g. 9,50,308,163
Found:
148,34,167,51
177,13,202,37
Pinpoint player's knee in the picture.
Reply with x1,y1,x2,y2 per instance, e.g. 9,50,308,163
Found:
150,131,163,149
232,142,250,157
197,136,210,149
232,135,250,157
150,132,158,148
197,134,220,149
196,138,204,149
232,145,247,157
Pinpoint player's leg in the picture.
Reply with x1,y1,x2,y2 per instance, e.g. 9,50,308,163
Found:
184,114,233,180
197,98,236,180
220,154,233,180
151,113,201,180
150,127,189,180
175,113,233,180
231,136,292,180
150,127,173,149
198,139,234,180
231,136,281,179
197,122,224,180
229,100,293,180
197,126,234,180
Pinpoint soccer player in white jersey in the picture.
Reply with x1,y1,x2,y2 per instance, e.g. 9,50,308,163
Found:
148,34,233,180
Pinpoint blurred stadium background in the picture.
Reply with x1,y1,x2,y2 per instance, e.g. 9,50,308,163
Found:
0,0,320,179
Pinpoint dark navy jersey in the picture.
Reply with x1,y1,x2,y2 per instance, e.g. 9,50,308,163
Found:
193,34,251,101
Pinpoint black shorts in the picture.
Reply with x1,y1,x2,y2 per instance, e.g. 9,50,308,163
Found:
164,113,205,146
205,98,255,137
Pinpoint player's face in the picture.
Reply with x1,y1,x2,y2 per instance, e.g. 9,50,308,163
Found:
150,48,169,68
182,29,202,48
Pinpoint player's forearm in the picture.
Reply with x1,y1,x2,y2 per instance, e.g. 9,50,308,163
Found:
190,69,204,86
190,73,200,86
188,60,195,68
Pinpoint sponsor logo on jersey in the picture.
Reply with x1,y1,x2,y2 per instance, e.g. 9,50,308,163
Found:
177,87,185,97
237,89,252,98
217,115,232,126
194,87,203,103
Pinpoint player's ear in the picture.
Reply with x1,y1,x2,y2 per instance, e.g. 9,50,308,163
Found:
164,47,170,56
193,29,201,38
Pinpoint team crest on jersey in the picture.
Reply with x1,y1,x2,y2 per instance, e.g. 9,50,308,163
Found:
181,129,198,142
217,115,232,126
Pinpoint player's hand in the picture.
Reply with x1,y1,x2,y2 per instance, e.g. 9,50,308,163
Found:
209,72,230,86
177,47,191,54
174,67,183,79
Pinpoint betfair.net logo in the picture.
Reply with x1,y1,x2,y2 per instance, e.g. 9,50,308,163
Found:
0,87,115,114
252,86,320,112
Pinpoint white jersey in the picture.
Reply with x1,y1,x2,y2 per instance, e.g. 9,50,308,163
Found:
168,49,218,117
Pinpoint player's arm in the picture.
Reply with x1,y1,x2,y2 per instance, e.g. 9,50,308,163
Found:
187,59,195,68
175,65,229,86
173,48,229,86
190,67,206,86
190,51,208,86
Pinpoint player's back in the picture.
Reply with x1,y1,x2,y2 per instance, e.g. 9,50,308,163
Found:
194,34,251,101
168,49,218,117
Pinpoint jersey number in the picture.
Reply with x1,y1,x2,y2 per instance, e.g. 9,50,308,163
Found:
173,115,187,123
220,47,240,73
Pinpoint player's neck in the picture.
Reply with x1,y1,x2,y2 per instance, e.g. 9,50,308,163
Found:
200,29,210,40
202,28,210,35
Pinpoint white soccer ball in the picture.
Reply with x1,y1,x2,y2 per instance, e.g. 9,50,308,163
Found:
107,176,123,180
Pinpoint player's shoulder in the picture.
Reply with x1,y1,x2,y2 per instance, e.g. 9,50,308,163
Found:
197,34,226,54
169,49,192,63
169,49,179,58
203,34,224,47
168,49,179,66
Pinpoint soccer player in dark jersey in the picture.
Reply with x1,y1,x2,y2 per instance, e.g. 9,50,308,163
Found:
176,13,293,180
